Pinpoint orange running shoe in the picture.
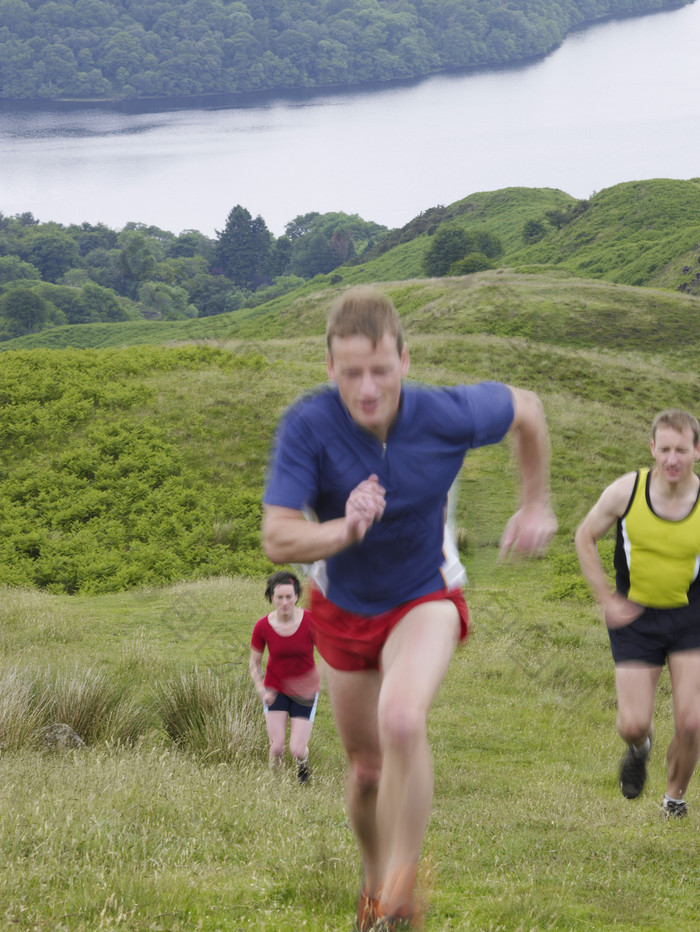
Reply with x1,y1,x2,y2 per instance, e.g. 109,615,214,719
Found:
353,889,379,932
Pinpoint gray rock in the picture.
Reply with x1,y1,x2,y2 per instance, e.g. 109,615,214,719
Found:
42,723,86,750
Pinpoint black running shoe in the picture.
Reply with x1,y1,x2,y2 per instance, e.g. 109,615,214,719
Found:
662,797,688,818
619,742,650,799
297,757,311,784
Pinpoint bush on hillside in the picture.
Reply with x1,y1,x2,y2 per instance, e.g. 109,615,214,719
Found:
0,346,274,594
448,252,494,275
423,225,503,277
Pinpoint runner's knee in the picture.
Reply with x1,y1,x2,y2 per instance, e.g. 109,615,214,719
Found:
617,710,651,744
349,755,381,793
289,736,308,760
269,736,286,757
617,720,649,744
674,708,700,744
378,702,425,753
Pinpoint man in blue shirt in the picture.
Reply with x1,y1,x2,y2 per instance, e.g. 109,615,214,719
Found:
263,285,557,931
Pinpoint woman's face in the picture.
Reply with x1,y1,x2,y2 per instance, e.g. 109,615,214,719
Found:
271,583,297,618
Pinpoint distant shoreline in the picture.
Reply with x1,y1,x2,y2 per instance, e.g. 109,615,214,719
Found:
0,3,690,115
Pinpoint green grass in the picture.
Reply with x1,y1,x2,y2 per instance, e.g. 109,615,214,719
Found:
333,187,576,286
509,179,700,290
1,562,698,930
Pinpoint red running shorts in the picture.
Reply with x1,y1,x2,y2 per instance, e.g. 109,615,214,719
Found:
309,587,469,672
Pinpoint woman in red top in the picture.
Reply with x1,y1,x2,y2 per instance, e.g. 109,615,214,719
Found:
249,571,319,782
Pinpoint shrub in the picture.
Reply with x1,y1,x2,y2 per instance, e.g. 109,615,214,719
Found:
424,225,503,276
0,346,275,594
448,252,494,275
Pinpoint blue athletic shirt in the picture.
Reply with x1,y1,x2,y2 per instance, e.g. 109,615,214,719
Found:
264,381,514,614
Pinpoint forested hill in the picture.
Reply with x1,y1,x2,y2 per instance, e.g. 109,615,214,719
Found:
4,178,700,351
0,0,690,102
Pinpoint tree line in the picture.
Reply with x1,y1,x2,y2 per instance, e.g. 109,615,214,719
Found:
0,206,385,339
0,0,688,101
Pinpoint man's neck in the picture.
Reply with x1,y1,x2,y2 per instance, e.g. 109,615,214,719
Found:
649,468,699,519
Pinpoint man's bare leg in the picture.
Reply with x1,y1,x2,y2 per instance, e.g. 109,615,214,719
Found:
323,665,384,896
666,650,700,800
614,662,660,746
376,600,460,918
614,662,660,798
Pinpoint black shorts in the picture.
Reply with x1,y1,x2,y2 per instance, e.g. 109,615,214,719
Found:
608,601,700,665
265,691,318,721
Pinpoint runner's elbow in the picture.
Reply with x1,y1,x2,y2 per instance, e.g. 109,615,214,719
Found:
574,519,591,550
262,507,304,563
262,529,286,564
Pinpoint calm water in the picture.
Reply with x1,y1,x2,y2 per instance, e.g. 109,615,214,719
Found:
0,2,699,237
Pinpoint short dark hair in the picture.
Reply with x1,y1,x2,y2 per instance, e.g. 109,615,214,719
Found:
652,409,699,446
326,285,403,356
264,570,301,602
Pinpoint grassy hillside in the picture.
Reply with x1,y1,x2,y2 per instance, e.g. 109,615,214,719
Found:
339,187,577,283
2,268,700,928
2,270,699,595
1,562,699,931
508,178,700,290
344,178,700,294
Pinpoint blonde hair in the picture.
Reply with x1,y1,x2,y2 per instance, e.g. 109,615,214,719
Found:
652,409,699,445
326,286,403,356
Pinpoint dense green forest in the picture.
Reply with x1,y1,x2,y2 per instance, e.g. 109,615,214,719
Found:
3,178,700,344
0,206,387,338
0,0,690,101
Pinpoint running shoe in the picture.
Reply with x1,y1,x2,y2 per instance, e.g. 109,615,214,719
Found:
297,757,311,784
353,890,378,932
619,741,650,799
661,797,688,818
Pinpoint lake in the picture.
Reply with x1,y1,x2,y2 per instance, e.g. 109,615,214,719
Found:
0,1,699,237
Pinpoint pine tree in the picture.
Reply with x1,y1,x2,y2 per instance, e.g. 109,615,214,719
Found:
215,206,272,290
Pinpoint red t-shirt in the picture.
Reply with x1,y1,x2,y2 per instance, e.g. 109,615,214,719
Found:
251,609,319,699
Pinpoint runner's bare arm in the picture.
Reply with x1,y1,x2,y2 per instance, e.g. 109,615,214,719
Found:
498,386,558,558
575,473,642,626
249,648,273,703
263,475,386,564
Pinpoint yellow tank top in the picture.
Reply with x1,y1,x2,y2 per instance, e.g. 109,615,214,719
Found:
615,468,700,608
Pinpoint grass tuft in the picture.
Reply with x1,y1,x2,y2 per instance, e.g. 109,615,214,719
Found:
0,665,49,750
44,666,133,746
152,667,265,762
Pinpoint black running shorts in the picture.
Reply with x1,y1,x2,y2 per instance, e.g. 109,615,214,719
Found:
609,600,700,665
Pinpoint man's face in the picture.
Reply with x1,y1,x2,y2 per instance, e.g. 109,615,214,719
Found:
327,331,409,441
650,425,700,485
